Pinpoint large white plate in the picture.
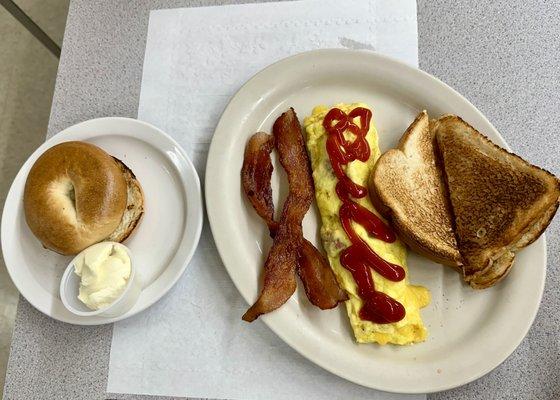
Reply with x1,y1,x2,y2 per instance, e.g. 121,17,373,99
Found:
1,117,203,325
205,50,546,393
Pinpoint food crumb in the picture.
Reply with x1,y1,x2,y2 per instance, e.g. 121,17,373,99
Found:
437,368,442,374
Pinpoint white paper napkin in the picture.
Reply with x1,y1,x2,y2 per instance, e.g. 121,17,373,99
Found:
107,1,423,399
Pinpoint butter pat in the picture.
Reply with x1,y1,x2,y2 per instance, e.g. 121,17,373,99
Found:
74,243,131,310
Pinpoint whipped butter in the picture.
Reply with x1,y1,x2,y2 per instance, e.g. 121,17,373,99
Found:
74,243,131,310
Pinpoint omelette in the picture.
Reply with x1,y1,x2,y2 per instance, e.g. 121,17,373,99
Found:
304,103,430,345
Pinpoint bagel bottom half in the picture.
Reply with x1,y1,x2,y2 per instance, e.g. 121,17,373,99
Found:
107,158,144,243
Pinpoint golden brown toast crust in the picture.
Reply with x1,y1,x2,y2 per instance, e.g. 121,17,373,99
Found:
434,115,560,288
370,111,462,267
466,201,558,288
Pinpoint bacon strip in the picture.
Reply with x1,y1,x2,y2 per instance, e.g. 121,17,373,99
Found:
242,109,347,322
297,241,347,309
241,132,276,229
241,132,347,310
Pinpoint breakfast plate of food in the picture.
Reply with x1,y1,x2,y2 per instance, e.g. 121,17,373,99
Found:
205,49,559,392
1,117,203,325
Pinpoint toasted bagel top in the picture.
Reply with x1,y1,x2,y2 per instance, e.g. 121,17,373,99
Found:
23,141,128,255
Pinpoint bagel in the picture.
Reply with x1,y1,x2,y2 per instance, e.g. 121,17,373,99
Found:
23,141,144,255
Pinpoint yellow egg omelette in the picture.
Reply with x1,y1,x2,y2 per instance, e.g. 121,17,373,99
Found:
304,103,430,345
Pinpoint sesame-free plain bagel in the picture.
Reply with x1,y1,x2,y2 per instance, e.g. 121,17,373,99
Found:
23,141,144,255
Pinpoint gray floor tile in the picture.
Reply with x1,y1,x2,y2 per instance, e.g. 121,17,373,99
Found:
0,0,69,395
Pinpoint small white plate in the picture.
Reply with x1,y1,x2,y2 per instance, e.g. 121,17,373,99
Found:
1,117,203,325
205,50,547,393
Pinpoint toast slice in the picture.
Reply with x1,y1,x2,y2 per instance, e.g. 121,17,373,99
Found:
434,116,560,288
370,111,462,267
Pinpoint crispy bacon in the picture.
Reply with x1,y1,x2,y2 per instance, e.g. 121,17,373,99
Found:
242,109,310,321
241,109,347,322
297,241,347,309
241,132,276,228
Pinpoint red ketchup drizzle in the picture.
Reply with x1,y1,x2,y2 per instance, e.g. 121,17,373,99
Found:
323,107,406,324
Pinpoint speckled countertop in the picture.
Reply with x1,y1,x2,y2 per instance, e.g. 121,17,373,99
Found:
3,1,560,399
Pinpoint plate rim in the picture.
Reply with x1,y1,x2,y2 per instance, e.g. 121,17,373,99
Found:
1,116,204,325
205,49,547,393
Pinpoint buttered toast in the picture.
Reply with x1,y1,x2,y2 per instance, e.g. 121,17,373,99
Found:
370,111,461,267
371,112,560,289
434,115,560,288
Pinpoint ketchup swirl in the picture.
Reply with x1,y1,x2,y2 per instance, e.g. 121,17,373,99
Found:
323,107,406,324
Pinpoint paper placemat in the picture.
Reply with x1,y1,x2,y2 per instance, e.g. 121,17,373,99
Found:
107,1,422,399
